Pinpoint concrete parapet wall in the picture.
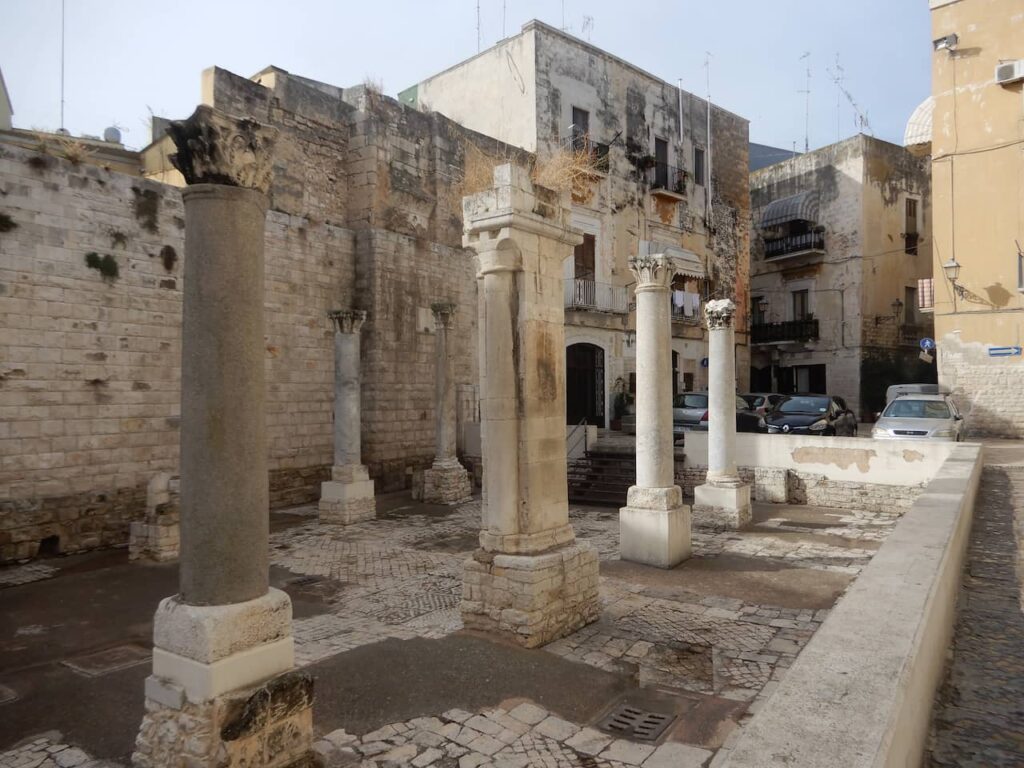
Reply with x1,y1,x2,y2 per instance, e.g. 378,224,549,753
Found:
717,442,984,768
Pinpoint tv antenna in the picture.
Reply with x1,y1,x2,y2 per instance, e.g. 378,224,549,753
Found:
827,53,873,139
581,15,593,41
798,52,811,152
476,0,481,51
60,0,66,132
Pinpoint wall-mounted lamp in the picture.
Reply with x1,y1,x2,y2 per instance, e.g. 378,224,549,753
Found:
942,256,961,283
933,33,959,53
757,298,769,314
625,330,636,348
874,298,904,326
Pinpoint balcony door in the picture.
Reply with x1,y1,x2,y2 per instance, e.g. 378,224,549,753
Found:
566,343,605,426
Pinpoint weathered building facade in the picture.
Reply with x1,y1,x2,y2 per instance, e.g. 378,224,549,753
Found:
0,64,518,562
749,135,934,419
928,0,1024,437
402,20,751,426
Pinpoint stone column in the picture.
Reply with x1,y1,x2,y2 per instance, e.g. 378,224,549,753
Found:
693,299,752,529
422,302,472,504
318,310,376,524
460,164,600,648
133,106,313,768
618,256,691,568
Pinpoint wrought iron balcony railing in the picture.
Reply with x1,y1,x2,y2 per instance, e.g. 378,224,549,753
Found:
763,230,826,259
751,319,820,344
564,279,628,314
648,162,687,195
566,135,610,173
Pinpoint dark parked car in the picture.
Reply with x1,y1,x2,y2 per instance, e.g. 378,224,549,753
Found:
691,395,768,433
765,394,857,436
741,392,785,417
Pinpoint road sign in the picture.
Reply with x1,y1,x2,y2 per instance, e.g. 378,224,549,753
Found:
919,351,934,364
920,338,935,352
988,346,1022,357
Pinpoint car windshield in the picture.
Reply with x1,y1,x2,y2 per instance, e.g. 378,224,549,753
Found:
883,399,952,419
673,394,708,408
777,396,830,414
745,395,765,408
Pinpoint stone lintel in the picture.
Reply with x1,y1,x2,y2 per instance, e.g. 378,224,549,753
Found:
693,483,752,531
620,486,692,568
461,542,600,648
478,522,576,556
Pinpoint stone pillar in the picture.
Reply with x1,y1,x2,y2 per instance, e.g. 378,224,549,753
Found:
318,310,376,524
693,299,752,529
460,165,600,648
133,106,314,768
618,256,691,568
422,302,472,504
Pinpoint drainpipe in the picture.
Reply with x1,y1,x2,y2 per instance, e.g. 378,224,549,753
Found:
677,79,684,143
705,55,714,227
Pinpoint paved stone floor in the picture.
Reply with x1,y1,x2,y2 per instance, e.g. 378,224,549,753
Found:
927,465,1024,767
0,494,899,767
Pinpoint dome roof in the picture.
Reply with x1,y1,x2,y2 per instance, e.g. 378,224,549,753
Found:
904,96,933,147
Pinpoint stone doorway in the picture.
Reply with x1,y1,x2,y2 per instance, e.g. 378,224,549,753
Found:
566,342,605,426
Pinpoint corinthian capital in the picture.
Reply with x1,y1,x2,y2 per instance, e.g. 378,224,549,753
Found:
628,255,673,291
167,105,279,194
430,302,457,330
704,299,736,330
328,310,367,335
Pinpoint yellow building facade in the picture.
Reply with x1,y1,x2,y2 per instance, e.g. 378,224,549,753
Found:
930,0,1024,436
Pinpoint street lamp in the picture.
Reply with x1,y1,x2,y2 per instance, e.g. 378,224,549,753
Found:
891,298,903,320
942,257,961,283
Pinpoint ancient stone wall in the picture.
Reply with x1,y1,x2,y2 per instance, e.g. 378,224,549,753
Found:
0,144,355,562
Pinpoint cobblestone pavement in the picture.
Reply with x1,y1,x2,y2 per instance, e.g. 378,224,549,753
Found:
0,563,58,588
927,467,1024,767
0,735,108,768
0,497,896,767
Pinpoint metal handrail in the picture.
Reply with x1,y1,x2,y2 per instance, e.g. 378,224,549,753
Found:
564,279,629,314
648,162,687,194
764,231,825,259
566,417,589,460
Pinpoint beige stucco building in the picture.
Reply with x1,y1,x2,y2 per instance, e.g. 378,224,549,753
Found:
928,0,1024,437
749,135,934,420
401,20,752,426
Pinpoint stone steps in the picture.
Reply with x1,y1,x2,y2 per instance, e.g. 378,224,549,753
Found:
568,452,636,507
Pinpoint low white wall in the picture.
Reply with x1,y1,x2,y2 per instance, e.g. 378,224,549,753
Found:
683,432,955,486
719,442,984,768
461,423,597,461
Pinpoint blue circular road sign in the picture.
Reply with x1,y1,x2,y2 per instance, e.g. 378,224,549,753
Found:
920,338,935,351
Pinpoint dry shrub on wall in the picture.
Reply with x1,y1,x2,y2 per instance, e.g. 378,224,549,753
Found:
55,134,96,166
456,140,524,198
531,146,602,200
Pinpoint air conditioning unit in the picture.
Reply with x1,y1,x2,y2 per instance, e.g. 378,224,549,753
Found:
995,60,1024,86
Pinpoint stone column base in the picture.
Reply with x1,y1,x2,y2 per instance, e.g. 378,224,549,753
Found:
461,542,600,648
129,520,180,563
132,589,314,768
693,482,752,530
318,464,375,525
422,459,473,505
619,485,692,568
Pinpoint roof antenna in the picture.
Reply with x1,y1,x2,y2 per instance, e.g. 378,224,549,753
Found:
798,52,811,152
581,15,593,41
502,0,506,38
60,0,66,132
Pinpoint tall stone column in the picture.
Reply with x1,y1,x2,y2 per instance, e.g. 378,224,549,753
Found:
693,299,752,529
133,106,314,768
460,164,600,648
422,302,472,504
618,255,691,568
318,310,376,524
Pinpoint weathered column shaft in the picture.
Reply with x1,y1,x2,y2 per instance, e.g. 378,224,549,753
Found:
433,303,457,462
707,316,738,481
634,273,675,489
331,315,363,468
179,184,269,606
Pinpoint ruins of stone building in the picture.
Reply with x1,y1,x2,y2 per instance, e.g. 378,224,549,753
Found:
0,64,521,562
748,134,934,419
402,20,752,426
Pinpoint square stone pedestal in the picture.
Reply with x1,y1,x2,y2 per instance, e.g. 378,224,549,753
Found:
422,459,473,505
319,464,376,525
461,542,600,648
693,482,752,530
619,485,692,568
132,589,314,768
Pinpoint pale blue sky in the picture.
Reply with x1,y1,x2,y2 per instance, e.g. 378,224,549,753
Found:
1,1,932,152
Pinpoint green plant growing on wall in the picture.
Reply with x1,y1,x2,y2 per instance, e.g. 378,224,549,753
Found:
108,228,128,249
159,245,178,272
84,251,119,281
0,212,16,233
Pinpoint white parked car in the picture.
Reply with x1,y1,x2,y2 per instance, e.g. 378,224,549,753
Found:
871,394,965,441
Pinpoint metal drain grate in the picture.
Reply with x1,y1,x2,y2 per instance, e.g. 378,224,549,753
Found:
61,644,150,677
597,703,676,742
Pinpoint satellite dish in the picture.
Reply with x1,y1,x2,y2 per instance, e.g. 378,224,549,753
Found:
103,126,122,143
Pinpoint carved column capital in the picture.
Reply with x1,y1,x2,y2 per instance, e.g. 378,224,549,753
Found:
704,299,736,330
167,105,279,194
328,310,367,335
628,255,673,292
431,302,457,330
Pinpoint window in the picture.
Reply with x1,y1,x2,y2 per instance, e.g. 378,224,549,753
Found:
905,198,919,255
654,137,669,188
904,286,918,324
791,289,809,321
571,106,589,151
573,233,596,281
918,277,935,310
694,147,705,186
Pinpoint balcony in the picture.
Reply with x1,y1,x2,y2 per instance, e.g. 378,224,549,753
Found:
670,295,701,324
752,319,820,344
647,162,687,197
763,230,826,260
564,279,628,314
567,135,610,173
